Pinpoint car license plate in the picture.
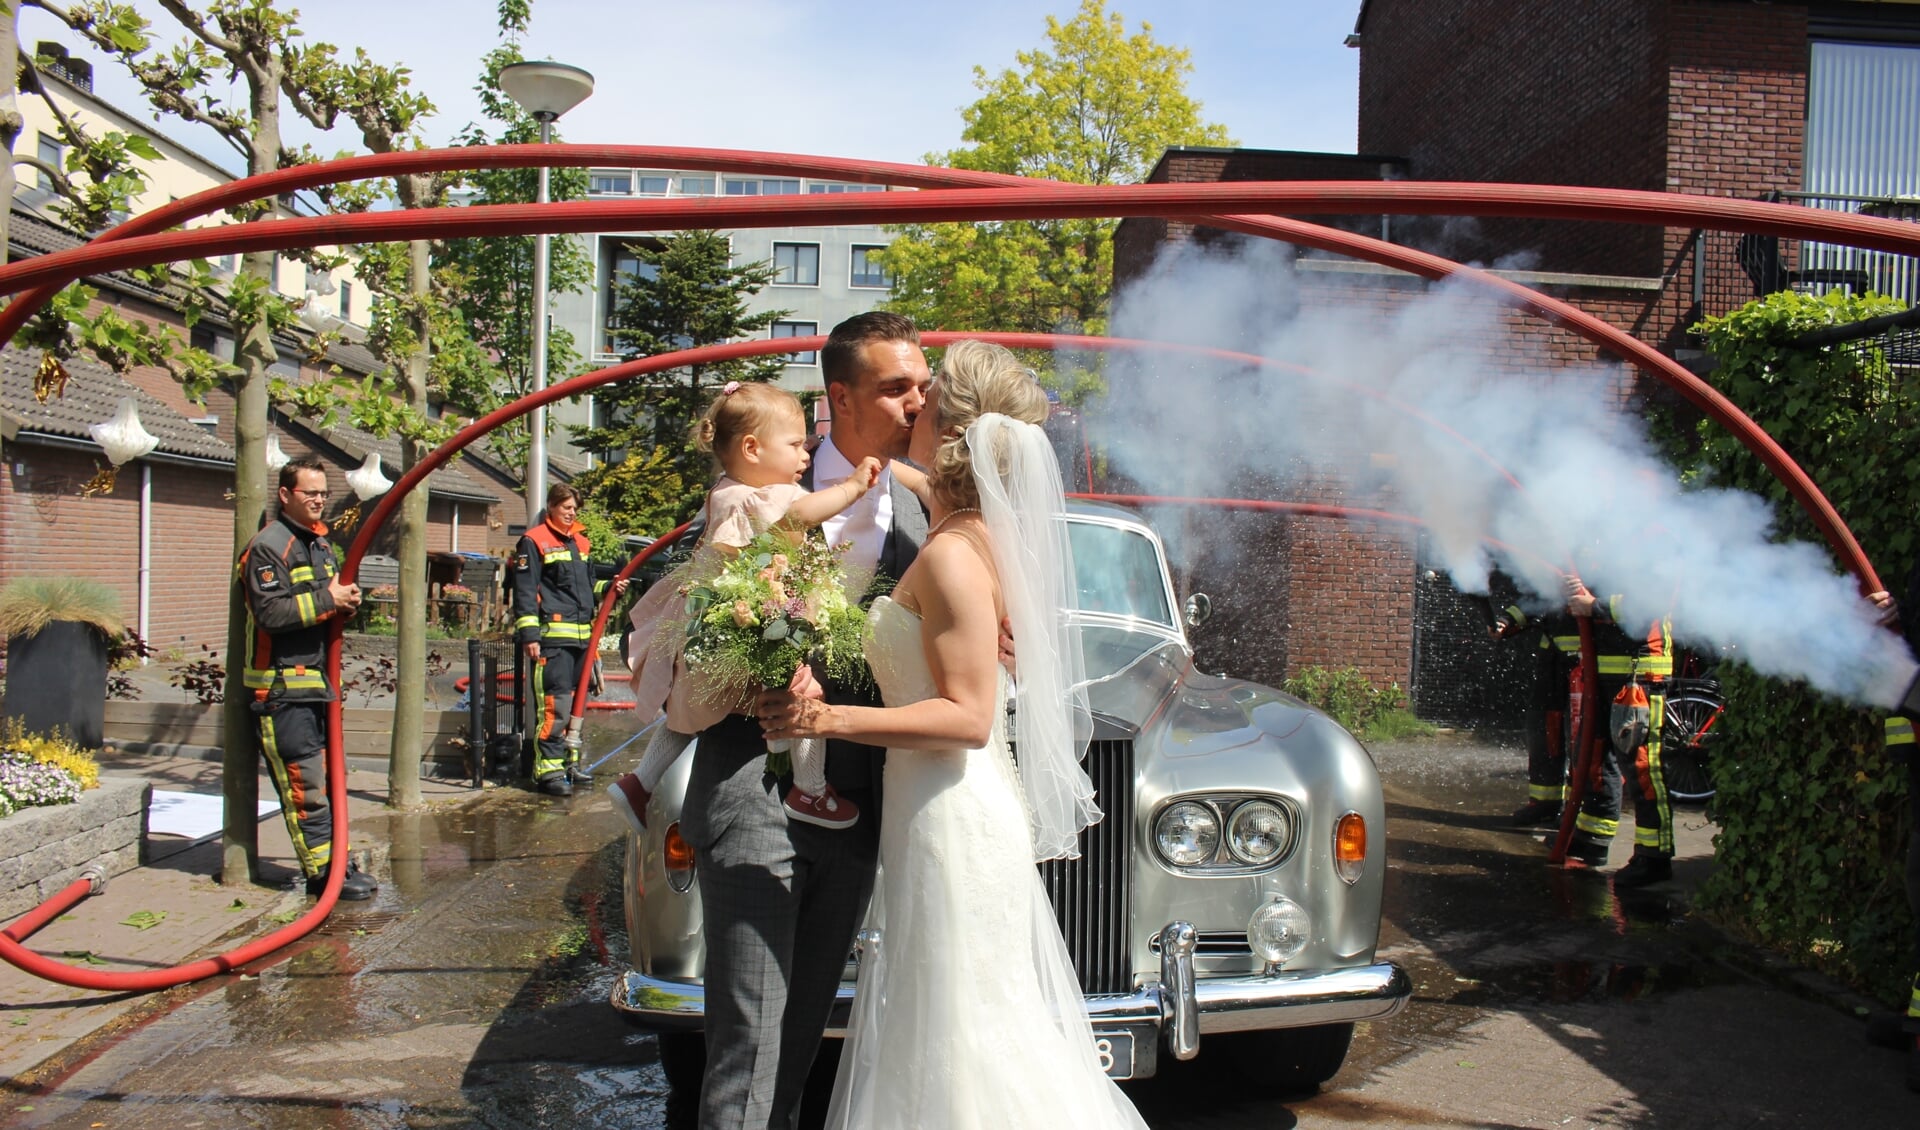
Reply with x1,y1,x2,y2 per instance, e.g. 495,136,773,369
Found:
1093,1030,1135,1079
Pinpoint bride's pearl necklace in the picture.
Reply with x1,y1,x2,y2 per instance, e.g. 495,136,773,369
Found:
927,507,981,537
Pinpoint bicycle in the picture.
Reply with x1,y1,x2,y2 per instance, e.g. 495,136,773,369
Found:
1659,651,1727,803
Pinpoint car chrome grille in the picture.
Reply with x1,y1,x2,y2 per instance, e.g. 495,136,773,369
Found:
1037,739,1134,995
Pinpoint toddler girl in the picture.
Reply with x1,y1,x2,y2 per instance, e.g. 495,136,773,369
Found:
609,380,893,834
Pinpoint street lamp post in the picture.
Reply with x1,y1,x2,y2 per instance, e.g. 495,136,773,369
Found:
498,60,595,526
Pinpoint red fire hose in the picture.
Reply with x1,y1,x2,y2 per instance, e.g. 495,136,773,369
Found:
1,149,1894,986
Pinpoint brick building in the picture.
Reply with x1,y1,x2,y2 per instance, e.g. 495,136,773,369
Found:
1109,1,1920,721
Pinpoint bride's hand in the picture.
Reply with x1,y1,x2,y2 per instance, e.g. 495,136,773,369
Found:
756,689,835,741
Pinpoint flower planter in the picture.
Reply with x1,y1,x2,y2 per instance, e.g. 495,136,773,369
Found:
0,777,149,920
3,621,110,749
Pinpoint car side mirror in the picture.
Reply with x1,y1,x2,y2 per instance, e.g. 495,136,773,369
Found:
1184,592,1212,629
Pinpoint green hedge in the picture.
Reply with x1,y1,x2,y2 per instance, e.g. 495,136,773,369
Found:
1668,289,1916,1003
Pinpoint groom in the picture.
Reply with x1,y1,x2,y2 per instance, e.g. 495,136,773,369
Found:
682,311,931,1130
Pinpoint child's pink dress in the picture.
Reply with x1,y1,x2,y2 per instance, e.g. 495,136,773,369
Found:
626,476,810,733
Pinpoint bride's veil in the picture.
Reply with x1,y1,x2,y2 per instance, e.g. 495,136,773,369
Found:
965,413,1101,861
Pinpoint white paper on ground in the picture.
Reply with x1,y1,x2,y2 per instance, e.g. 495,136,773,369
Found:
148,789,281,841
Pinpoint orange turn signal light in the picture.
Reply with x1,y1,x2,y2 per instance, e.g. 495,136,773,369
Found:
664,822,696,871
1334,811,1366,885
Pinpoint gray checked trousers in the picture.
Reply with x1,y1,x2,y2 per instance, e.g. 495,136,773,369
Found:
682,714,880,1130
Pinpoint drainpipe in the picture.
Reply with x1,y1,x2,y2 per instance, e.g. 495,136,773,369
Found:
138,461,151,662
451,500,460,554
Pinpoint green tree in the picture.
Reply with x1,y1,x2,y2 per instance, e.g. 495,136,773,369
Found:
570,230,786,536
879,0,1232,364
430,3,592,474
1662,289,1918,1005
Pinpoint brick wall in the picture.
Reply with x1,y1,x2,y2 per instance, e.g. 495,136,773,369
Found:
1357,0,1669,276
2,444,232,650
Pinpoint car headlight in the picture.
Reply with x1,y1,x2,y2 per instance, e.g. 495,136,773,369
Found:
1248,897,1312,966
1154,801,1220,867
1225,800,1292,866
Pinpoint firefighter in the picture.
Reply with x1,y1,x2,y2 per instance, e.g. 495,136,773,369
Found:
1866,567,1920,1093
1483,569,1584,827
512,483,624,797
1565,575,1675,886
240,458,376,900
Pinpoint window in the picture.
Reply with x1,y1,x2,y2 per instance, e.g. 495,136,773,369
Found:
762,179,801,195
35,132,63,191
602,242,661,353
808,182,885,194
772,320,819,365
724,178,760,195
679,176,715,195
637,176,670,195
850,245,892,289
772,242,820,286
589,172,633,194
338,279,353,320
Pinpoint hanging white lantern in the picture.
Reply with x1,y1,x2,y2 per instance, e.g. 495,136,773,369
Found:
264,433,291,472
88,397,159,467
346,451,392,500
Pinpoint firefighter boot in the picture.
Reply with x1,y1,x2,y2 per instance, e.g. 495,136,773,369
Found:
537,773,574,798
306,859,378,901
1613,853,1674,888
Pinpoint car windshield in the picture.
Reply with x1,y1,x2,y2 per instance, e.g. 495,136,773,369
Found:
1069,521,1174,628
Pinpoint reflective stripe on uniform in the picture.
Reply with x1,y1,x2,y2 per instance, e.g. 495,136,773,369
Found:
514,614,541,633
542,550,573,565
1908,972,1920,1019
1552,635,1583,654
1528,782,1567,802
295,591,318,625
243,666,328,691
1575,812,1618,838
1886,716,1915,747
289,565,316,583
542,621,592,641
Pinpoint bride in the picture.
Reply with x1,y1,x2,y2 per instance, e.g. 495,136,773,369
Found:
757,340,1148,1129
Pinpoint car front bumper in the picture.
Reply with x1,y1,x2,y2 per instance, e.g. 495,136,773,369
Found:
610,919,1410,1078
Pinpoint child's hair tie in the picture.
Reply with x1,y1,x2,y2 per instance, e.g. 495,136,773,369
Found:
722,381,741,395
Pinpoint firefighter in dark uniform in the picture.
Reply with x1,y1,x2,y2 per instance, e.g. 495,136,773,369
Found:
1565,575,1675,887
1866,565,1920,1092
1484,569,1584,827
512,483,623,797
240,458,376,900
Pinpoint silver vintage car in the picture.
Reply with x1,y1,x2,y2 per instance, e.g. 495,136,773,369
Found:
612,502,1410,1091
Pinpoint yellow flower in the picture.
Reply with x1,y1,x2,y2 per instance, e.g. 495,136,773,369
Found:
731,600,756,627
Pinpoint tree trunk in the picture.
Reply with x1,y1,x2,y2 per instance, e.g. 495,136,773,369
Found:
220,65,287,886
388,235,432,808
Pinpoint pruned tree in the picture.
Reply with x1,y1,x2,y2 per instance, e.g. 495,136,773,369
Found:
20,0,446,879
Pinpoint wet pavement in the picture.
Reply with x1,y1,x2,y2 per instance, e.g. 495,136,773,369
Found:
3,729,1915,1128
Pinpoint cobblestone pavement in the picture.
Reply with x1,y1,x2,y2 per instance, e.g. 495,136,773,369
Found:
1,731,1913,1128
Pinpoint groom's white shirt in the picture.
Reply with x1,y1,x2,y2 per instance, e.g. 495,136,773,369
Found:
812,433,893,584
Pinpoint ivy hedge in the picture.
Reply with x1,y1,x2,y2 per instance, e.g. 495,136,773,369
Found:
1662,289,1916,1003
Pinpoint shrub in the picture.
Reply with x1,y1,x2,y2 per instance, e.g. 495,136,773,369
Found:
0,577,125,640
1283,666,1414,738
1664,289,1918,1006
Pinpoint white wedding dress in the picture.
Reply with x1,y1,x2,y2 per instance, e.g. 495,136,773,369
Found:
825,596,1149,1130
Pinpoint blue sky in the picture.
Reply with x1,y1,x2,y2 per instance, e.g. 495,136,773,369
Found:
20,1,1365,174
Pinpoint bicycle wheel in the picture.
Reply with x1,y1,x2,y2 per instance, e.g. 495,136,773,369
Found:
1660,692,1724,802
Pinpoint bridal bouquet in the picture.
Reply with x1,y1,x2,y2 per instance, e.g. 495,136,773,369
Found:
679,532,871,774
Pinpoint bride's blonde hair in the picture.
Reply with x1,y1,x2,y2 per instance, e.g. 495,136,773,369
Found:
927,340,1051,512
